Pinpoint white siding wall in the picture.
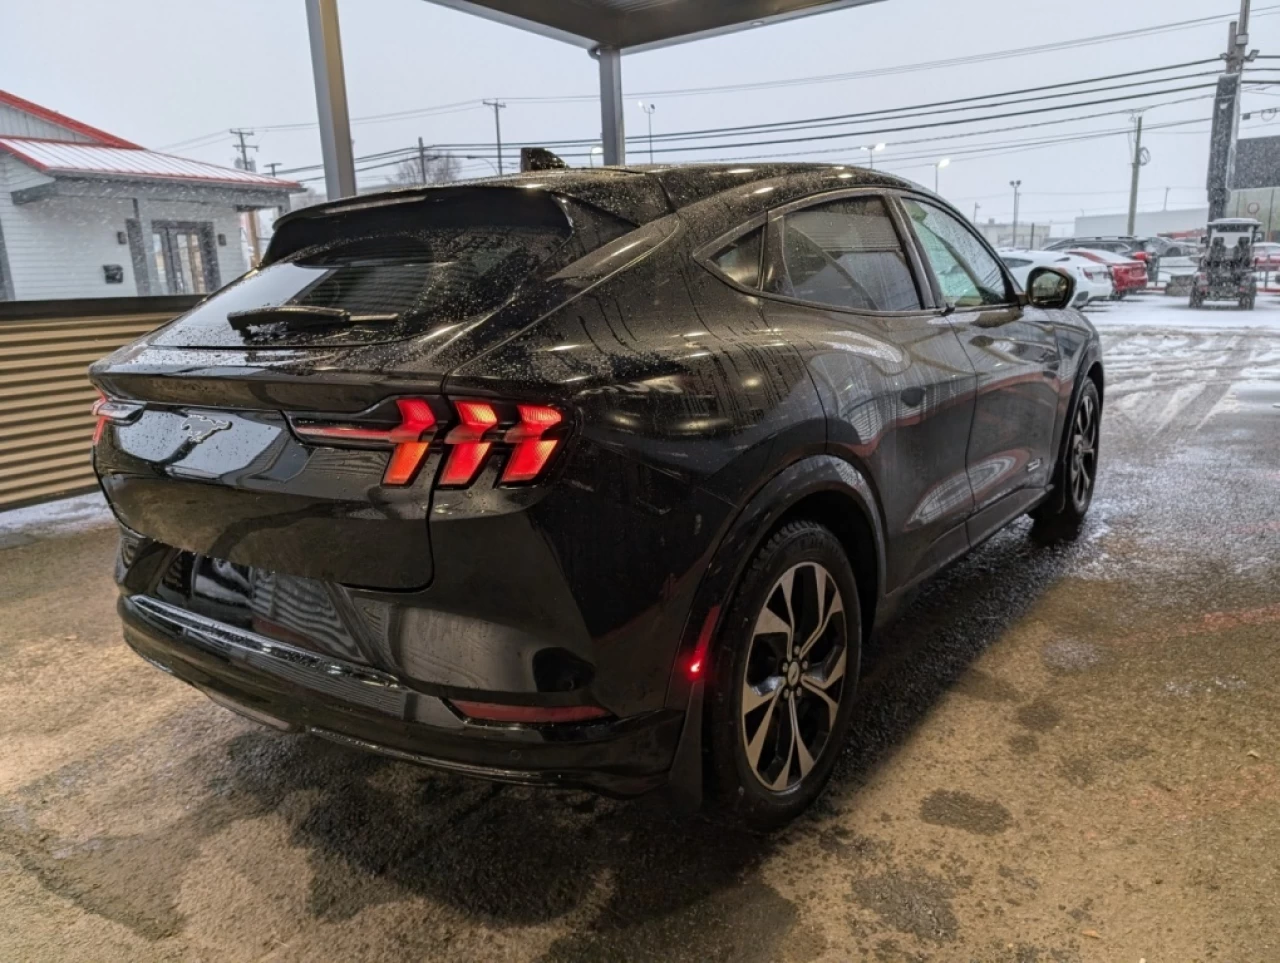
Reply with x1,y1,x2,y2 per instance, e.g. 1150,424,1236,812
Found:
0,156,250,300
0,103,98,142
0,156,138,298
1072,208,1210,238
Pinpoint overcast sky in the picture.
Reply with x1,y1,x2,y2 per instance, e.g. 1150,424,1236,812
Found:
3,0,1278,226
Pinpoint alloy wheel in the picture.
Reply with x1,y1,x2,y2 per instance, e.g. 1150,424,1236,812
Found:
741,562,848,792
1069,390,1099,509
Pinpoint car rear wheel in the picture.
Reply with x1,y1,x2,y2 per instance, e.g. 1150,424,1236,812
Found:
1032,379,1101,542
705,520,861,831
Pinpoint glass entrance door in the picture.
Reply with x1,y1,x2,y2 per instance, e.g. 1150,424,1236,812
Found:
151,222,218,295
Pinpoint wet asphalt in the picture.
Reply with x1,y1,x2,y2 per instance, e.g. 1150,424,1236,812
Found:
1,296,1277,962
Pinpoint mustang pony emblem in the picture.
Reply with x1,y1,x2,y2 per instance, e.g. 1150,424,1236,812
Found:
179,413,232,443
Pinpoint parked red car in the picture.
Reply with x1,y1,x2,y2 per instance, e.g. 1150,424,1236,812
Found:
1253,242,1280,271
1067,248,1148,298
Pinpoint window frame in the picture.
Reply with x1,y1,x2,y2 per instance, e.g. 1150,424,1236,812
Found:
757,188,936,317
890,191,1021,313
692,211,771,297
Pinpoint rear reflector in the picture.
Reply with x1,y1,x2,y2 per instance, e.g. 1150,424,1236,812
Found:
686,604,721,680
452,701,610,724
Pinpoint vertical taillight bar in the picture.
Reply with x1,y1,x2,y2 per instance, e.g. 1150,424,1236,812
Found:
500,405,563,484
439,401,498,487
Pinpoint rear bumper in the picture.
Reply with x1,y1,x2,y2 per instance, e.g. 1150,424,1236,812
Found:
120,593,684,797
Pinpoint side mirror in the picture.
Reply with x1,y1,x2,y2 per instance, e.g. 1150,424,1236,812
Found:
1026,266,1076,310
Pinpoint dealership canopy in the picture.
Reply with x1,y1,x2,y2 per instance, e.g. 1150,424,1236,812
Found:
303,0,887,198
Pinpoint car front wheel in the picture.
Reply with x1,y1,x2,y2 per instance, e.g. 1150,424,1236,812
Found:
705,520,861,831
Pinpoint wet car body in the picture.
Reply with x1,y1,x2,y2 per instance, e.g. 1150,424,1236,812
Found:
90,164,1103,806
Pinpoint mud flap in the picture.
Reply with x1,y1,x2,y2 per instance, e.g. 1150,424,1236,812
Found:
662,680,705,814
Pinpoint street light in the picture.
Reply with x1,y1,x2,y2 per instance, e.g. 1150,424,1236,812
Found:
462,155,498,175
934,157,951,193
589,146,604,167
861,143,887,169
638,102,657,164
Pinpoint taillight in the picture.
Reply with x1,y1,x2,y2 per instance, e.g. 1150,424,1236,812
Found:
92,392,107,445
91,391,143,445
292,396,565,489
439,401,498,487
501,405,563,484
296,398,437,486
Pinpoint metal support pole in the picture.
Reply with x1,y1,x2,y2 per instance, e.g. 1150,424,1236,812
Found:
595,46,625,166
1208,0,1254,222
305,0,356,200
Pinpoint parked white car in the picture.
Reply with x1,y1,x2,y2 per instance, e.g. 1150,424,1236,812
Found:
999,250,1114,306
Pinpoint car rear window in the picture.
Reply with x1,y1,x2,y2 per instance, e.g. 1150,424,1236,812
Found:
150,189,613,349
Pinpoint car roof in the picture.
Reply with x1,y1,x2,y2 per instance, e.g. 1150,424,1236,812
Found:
1001,249,1071,260
1066,247,1134,263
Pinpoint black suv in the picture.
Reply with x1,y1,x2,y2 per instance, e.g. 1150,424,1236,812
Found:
91,165,1103,828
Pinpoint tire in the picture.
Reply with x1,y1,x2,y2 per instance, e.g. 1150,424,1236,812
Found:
1032,379,1101,542
705,520,862,831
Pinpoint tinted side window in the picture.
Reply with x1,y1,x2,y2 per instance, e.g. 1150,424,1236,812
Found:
766,196,921,312
1001,257,1032,269
902,199,1011,308
710,228,764,288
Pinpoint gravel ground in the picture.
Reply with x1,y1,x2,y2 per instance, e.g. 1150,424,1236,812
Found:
2,295,1277,963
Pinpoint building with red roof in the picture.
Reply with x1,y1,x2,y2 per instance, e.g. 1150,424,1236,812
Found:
0,90,299,300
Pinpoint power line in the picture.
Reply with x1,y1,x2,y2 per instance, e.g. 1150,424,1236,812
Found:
478,84,1237,158
384,66,1278,158
501,6,1280,103
166,9,1279,152
270,75,1278,182
486,65,1232,150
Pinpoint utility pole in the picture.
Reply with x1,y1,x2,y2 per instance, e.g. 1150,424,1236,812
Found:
418,136,428,184
1126,112,1148,236
264,163,286,217
1010,180,1022,248
483,100,506,174
973,202,981,223
639,102,656,164
230,129,262,265
1208,0,1258,221
230,128,258,171
1164,187,1171,211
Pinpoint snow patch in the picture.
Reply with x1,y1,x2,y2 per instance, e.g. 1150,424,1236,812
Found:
0,491,114,546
